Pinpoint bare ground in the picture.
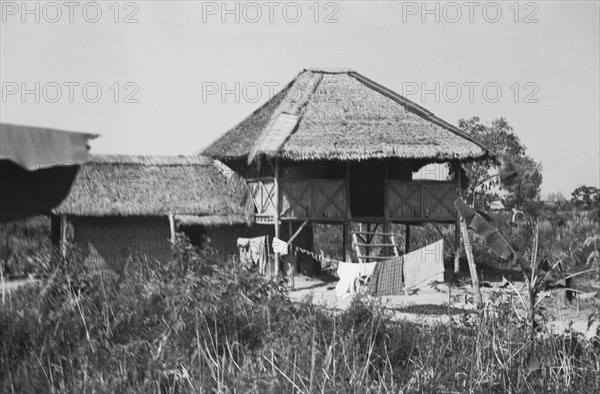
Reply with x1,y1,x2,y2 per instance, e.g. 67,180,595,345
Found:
287,271,600,335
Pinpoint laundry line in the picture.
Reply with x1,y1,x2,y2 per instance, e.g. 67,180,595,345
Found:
272,237,330,264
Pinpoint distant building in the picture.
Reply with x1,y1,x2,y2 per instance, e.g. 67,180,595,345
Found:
204,68,489,268
52,154,254,269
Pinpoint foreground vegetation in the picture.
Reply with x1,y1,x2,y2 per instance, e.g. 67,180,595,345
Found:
2,198,600,392
1,231,599,393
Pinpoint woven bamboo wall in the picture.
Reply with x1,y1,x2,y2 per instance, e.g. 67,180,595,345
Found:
280,179,346,219
387,181,457,221
72,216,171,271
280,180,310,217
244,159,454,222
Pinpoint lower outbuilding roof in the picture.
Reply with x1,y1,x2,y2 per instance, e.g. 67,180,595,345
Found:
53,154,252,225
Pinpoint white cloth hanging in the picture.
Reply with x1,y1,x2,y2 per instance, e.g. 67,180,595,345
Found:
272,237,290,256
335,261,378,298
402,239,444,290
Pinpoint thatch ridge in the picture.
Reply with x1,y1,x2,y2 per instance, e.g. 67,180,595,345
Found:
54,154,252,225
202,69,489,163
90,154,213,166
202,77,298,160
305,67,355,74
248,70,324,162
175,214,245,227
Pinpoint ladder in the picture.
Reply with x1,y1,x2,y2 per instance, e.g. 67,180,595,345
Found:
352,225,402,264
351,224,404,293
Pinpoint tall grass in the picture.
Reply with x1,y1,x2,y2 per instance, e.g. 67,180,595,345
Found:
1,234,599,393
0,216,52,279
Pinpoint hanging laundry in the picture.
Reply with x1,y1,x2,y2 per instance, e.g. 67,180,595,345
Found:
236,238,252,266
294,245,326,264
237,236,268,275
368,256,404,296
335,261,378,298
236,238,249,248
272,237,290,256
454,198,514,261
403,239,445,290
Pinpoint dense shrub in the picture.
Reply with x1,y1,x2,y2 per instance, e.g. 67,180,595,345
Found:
1,233,599,393
0,216,52,278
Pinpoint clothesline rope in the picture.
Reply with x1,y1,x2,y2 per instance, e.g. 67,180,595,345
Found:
272,237,329,264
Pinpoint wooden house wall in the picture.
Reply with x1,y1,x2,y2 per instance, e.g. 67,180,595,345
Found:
387,181,458,222
223,158,460,226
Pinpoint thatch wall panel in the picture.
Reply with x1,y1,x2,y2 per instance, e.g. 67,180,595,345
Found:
73,216,171,271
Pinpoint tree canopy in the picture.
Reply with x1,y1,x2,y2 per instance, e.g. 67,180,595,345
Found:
457,117,543,212
571,185,600,210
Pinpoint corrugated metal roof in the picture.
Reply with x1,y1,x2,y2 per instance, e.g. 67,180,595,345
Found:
1,123,97,170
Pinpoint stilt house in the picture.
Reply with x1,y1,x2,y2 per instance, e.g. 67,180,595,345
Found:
52,154,254,269
203,68,489,273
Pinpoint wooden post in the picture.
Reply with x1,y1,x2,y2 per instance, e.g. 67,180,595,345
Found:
405,224,411,253
342,222,347,261
365,223,370,259
287,219,309,288
460,218,483,308
273,159,281,279
345,162,352,262
288,220,308,244
383,159,390,256
60,215,68,258
454,223,461,273
1,260,4,305
454,161,462,273
288,221,295,289
168,212,176,243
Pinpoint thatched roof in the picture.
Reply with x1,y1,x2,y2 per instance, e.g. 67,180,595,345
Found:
54,154,252,225
203,69,488,163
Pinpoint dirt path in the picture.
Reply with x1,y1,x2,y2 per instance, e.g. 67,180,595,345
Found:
288,274,597,335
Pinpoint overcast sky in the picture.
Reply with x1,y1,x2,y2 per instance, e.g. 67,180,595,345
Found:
1,0,598,196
